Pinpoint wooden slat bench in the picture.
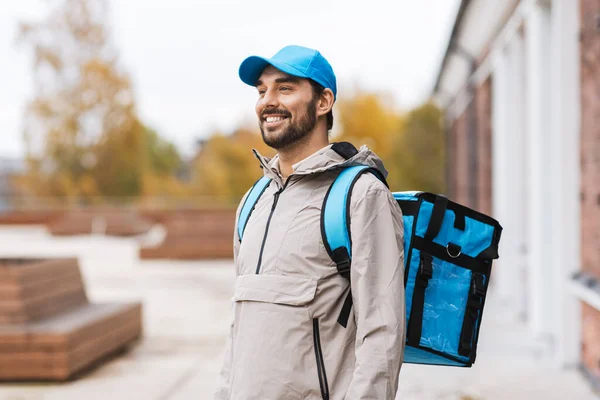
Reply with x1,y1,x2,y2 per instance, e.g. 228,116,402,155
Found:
0,258,142,381
47,210,154,237
139,209,236,260
0,211,64,226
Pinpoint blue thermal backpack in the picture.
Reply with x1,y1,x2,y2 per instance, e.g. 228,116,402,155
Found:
238,145,502,368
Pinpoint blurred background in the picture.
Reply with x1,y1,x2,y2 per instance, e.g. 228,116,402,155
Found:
0,0,598,399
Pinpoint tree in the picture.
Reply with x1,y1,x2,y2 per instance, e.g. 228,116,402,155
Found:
17,0,180,204
144,127,182,177
332,88,407,190
390,102,445,193
333,88,403,162
190,127,274,205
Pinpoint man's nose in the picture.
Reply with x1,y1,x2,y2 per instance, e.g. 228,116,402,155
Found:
259,88,278,109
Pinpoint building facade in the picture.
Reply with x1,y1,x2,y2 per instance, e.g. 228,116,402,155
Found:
433,0,600,390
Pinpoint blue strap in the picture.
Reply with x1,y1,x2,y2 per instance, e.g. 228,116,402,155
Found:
322,166,371,259
237,176,272,241
322,166,387,259
322,165,386,328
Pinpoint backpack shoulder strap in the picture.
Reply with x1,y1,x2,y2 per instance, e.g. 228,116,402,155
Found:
321,164,387,327
237,176,272,241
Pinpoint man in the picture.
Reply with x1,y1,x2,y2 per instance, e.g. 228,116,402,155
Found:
214,45,405,400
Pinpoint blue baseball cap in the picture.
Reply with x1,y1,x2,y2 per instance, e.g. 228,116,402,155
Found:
239,45,337,100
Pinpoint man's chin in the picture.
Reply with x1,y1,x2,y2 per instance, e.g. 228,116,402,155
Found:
261,125,287,141
261,131,294,149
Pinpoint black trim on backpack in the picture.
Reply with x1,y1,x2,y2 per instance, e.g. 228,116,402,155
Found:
331,141,360,160
403,192,501,285
411,273,489,367
412,236,491,275
454,213,466,230
419,192,501,231
402,196,425,288
337,291,354,328
424,195,448,241
407,252,433,347
330,245,353,328
477,225,503,261
331,247,351,279
404,346,475,367
458,272,486,357
397,200,420,216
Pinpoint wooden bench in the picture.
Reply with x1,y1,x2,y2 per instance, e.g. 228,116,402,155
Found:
47,210,154,237
0,210,64,226
140,209,236,260
0,258,142,381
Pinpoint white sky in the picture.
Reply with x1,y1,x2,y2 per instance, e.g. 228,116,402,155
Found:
0,0,460,159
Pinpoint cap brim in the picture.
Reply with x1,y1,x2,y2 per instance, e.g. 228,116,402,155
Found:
239,56,310,86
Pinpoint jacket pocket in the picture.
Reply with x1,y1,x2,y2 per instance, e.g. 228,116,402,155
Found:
231,274,319,399
313,318,330,400
233,274,318,305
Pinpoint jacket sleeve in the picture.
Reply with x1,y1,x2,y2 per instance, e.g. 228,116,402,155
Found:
213,190,248,400
345,179,406,399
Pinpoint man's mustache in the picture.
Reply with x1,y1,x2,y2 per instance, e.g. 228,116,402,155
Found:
261,109,291,119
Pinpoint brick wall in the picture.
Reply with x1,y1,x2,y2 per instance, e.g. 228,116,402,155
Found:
580,0,600,383
448,78,493,214
450,111,468,206
580,0,600,279
476,78,493,216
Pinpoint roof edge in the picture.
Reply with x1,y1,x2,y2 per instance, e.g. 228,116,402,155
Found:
432,0,473,97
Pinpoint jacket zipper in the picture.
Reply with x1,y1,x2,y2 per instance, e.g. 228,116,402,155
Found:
255,180,287,274
313,318,330,400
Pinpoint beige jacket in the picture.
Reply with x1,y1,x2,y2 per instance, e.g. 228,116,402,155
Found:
214,143,405,400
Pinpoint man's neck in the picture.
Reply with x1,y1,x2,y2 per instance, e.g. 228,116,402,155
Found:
277,131,329,180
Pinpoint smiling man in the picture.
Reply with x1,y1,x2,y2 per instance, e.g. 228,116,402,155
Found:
214,45,405,400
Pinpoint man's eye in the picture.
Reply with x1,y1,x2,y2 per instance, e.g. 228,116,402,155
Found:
280,87,291,91
258,90,266,95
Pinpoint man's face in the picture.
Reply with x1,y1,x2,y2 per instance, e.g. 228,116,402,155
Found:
255,66,318,150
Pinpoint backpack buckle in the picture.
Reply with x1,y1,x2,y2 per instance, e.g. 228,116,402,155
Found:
416,256,433,288
419,254,433,280
332,247,351,279
471,273,485,298
336,259,351,277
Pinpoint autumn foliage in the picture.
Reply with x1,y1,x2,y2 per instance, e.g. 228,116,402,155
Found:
16,0,183,205
14,0,445,209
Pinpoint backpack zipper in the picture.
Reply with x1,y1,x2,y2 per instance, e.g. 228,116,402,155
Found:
313,318,330,400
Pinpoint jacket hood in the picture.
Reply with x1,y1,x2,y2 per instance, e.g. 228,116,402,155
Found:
252,142,388,182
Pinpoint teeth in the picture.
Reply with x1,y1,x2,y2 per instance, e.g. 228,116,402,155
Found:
266,116,285,123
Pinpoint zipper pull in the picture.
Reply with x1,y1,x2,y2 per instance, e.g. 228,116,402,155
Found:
272,189,282,210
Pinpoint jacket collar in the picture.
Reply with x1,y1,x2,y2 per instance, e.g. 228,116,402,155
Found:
252,142,388,183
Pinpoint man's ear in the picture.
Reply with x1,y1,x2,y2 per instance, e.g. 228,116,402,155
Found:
317,88,335,117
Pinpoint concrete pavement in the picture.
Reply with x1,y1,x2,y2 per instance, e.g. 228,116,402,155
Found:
0,226,596,399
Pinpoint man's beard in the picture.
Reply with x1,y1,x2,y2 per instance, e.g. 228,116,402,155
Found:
259,98,318,150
